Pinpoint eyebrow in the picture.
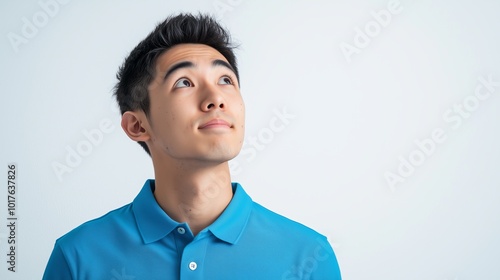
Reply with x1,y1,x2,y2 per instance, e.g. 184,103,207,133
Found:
163,59,236,82
163,61,195,81
212,59,236,75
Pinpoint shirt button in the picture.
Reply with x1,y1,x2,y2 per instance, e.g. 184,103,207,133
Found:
177,227,185,234
189,261,197,271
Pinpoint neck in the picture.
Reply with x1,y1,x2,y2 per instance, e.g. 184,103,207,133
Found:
152,157,233,236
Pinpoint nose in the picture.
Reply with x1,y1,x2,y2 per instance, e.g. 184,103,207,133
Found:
201,86,225,111
205,102,224,110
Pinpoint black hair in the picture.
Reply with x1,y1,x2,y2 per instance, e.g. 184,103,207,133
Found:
113,13,239,155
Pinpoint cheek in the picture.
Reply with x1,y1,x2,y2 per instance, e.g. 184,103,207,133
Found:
167,105,197,134
150,104,176,137
236,102,245,136
238,102,245,123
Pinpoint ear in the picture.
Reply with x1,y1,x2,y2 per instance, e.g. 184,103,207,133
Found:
121,111,150,142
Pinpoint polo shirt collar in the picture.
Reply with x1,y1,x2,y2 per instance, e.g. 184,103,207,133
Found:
132,180,253,245
207,182,253,245
132,180,179,244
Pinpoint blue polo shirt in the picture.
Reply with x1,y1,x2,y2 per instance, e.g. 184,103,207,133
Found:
43,180,341,279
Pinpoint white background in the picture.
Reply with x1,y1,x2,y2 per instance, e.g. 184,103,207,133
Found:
1,0,500,279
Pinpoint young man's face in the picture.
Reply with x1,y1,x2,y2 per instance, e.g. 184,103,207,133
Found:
145,43,245,164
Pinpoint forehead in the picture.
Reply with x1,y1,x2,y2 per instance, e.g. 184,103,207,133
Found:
156,43,228,70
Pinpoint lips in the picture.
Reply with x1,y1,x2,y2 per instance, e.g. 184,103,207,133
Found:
199,118,232,129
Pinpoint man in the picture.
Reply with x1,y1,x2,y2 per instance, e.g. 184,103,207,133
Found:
43,13,341,279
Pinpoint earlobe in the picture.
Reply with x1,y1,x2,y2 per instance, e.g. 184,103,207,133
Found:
121,111,150,142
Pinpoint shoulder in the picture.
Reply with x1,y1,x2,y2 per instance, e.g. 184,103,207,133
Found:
44,203,143,278
55,203,134,248
249,201,327,242
245,202,341,279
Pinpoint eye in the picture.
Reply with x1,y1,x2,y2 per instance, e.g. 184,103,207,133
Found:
218,76,233,85
174,78,192,88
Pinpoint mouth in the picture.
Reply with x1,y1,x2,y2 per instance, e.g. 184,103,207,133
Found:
198,118,232,129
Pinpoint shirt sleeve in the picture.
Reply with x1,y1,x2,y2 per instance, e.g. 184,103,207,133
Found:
310,236,342,280
42,242,73,280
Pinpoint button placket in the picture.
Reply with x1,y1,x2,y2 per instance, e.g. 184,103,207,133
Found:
180,233,209,279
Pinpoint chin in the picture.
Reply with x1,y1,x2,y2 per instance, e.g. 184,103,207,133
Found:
207,151,239,163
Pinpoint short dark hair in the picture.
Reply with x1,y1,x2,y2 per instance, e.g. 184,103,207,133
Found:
113,13,239,155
